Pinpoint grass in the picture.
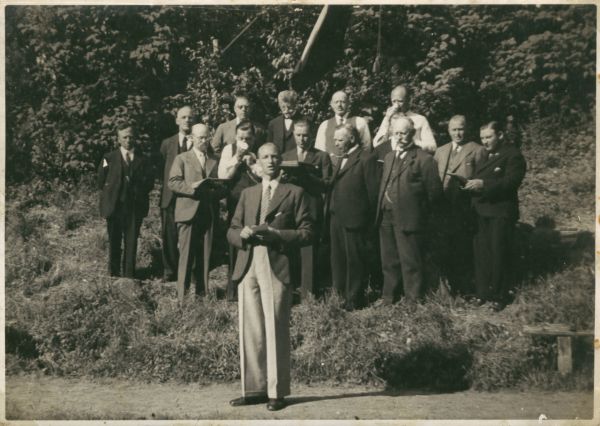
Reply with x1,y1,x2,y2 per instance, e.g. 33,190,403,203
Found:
4,117,595,392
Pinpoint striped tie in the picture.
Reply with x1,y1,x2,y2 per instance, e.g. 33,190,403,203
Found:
259,184,271,224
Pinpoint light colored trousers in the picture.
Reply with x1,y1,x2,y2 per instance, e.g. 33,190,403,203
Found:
238,246,292,399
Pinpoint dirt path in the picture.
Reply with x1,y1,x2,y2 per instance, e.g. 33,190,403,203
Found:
5,375,594,421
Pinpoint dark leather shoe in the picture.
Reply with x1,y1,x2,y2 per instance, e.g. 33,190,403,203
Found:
266,398,286,411
229,396,268,407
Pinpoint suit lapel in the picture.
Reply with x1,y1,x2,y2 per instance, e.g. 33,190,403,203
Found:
266,183,290,218
303,149,315,163
476,147,505,173
205,156,217,177
249,184,262,226
335,148,361,179
448,144,470,174
130,149,143,174
393,148,416,179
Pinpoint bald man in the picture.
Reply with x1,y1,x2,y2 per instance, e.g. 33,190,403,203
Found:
228,143,313,411
160,106,195,281
315,91,371,155
373,85,436,155
168,124,225,303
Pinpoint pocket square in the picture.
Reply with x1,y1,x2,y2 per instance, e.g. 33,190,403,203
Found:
274,212,283,217
102,158,108,168
494,167,502,172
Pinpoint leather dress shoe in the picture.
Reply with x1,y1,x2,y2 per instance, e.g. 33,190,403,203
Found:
266,398,286,411
229,395,268,407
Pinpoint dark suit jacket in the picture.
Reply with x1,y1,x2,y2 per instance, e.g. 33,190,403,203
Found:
159,134,182,208
472,144,526,221
97,149,153,219
376,146,442,232
327,147,380,230
167,150,222,222
268,115,298,153
227,182,313,284
282,147,332,224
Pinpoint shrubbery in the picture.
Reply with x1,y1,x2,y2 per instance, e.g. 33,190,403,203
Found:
5,137,594,390
6,5,595,183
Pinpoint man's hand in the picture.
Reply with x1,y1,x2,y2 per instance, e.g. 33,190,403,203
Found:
240,226,255,240
235,142,250,161
464,179,484,191
385,105,397,119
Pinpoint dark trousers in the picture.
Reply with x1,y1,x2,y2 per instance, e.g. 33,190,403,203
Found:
379,209,426,303
473,215,515,303
106,204,142,278
330,213,367,310
176,206,212,304
227,244,239,301
437,227,475,295
161,201,179,279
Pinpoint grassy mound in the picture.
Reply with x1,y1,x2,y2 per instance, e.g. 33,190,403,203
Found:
5,117,594,390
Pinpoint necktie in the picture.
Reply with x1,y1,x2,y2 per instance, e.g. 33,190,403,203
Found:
259,184,271,224
125,151,131,165
181,137,188,152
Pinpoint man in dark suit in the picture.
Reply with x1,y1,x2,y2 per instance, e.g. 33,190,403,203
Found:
376,116,442,304
168,124,226,304
267,90,300,153
327,123,379,310
464,121,526,307
218,120,263,301
98,123,153,278
228,143,313,411
282,118,332,299
159,106,195,281
211,95,264,156
433,115,487,295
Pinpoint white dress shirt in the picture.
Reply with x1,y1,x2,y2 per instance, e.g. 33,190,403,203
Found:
339,144,359,169
179,132,192,151
315,115,372,152
373,111,436,151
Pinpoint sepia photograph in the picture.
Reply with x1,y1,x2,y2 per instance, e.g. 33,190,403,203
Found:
2,1,597,423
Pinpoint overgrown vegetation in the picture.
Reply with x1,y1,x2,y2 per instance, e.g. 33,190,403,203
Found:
6,5,595,182
5,117,594,391
4,3,595,392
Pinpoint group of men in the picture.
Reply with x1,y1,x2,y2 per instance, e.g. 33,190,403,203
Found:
98,84,526,411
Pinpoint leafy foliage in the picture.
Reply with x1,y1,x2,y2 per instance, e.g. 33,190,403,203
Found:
6,5,595,182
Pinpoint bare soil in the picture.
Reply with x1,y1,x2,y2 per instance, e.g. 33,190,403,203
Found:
5,374,594,421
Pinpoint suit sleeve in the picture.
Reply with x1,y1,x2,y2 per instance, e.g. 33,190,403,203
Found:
227,189,246,250
168,155,196,197
422,154,443,206
481,150,526,200
363,153,381,216
97,155,109,190
211,124,224,155
277,189,313,247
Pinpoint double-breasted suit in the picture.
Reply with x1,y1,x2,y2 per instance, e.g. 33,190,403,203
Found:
282,147,332,298
471,143,526,303
327,147,380,309
227,181,313,399
168,150,224,303
98,148,153,278
433,141,487,294
267,115,298,154
160,134,190,280
376,146,442,302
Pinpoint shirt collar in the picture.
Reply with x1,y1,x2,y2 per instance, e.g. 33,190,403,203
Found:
179,132,189,144
345,144,359,157
262,175,280,193
119,146,134,158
